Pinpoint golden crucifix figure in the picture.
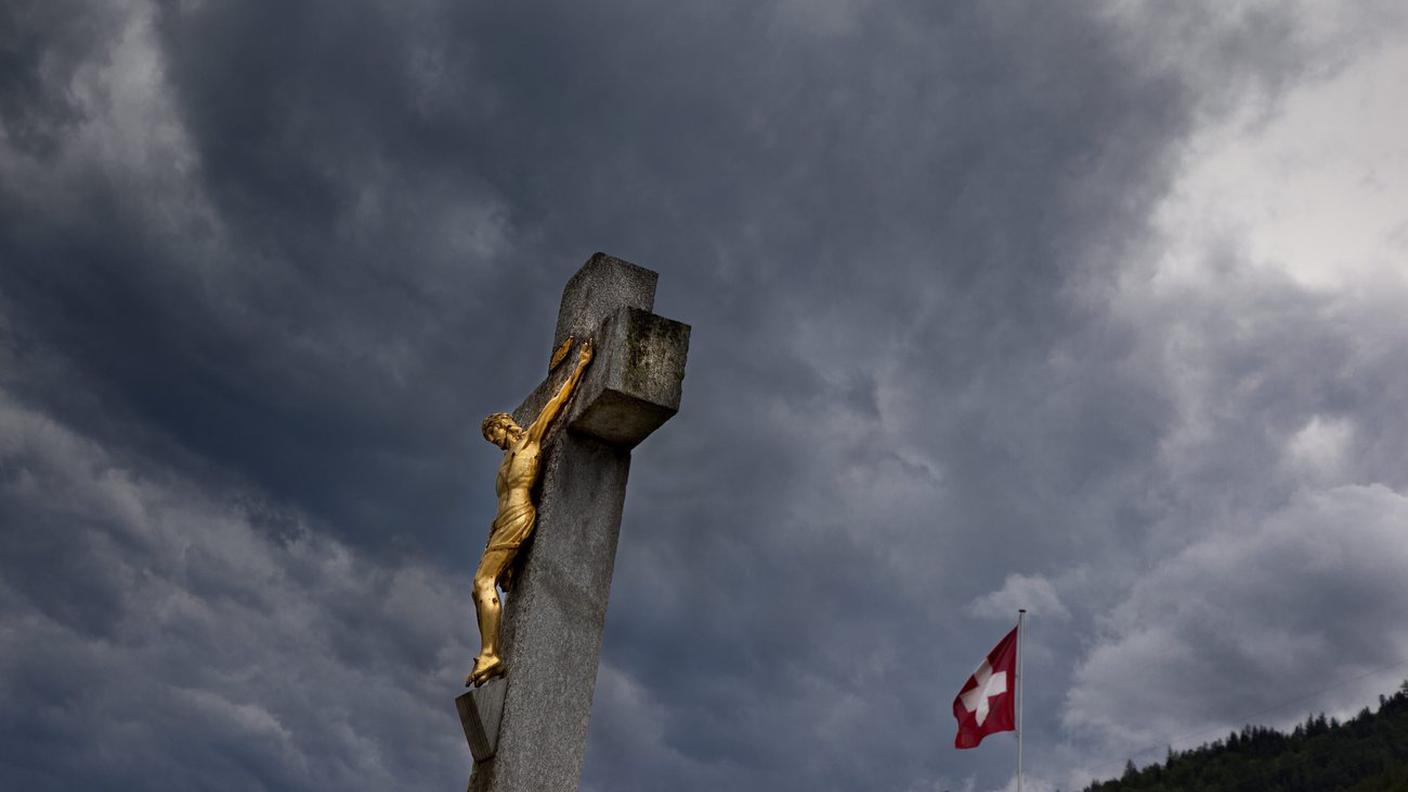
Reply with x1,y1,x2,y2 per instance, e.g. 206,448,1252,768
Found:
467,337,594,687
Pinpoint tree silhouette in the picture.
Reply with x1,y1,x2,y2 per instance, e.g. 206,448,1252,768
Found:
1083,680,1408,792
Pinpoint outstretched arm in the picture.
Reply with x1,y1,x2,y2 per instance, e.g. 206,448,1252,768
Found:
526,338,593,443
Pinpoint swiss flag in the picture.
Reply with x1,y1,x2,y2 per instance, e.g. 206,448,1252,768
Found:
953,626,1017,749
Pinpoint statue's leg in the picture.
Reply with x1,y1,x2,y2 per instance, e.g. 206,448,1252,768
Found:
468,547,514,686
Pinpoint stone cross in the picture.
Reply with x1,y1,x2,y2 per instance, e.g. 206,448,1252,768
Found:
458,253,690,792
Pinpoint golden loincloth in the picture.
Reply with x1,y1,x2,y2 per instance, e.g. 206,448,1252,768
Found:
484,501,537,553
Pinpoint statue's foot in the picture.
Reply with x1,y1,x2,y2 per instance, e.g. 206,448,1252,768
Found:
466,655,505,687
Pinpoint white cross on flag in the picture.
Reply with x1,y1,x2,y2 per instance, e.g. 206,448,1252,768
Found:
952,625,1018,749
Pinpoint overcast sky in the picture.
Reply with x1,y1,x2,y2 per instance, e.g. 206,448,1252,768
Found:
3,2,1408,790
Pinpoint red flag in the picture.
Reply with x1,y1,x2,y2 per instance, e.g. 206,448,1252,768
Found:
953,625,1018,749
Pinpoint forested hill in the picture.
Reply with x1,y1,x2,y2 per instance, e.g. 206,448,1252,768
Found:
1082,681,1408,792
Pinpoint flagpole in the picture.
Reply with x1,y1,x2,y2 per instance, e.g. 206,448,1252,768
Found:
1017,609,1026,792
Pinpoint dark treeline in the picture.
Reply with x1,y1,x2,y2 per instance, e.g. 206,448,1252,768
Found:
1081,680,1408,792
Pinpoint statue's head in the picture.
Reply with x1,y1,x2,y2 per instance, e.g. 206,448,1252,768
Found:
481,412,522,449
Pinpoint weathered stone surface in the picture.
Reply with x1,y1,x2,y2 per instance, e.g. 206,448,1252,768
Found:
515,291,690,450
456,678,507,762
467,436,630,792
571,307,690,448
466,253,690,792
550,253,656,368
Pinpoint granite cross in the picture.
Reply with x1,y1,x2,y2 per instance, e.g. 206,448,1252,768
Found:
457,253,690,792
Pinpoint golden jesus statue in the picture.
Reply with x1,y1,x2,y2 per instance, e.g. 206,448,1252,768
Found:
467,337,593,687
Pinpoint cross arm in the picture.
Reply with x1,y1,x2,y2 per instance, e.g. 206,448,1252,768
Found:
513,306,689,450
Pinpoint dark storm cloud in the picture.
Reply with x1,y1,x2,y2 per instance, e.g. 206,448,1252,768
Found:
0,394,473,790
3,1,1404,791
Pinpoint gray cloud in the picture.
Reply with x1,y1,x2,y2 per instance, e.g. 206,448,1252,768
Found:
1064,485,1408,769
969,574,1071,623
0,392,474,790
